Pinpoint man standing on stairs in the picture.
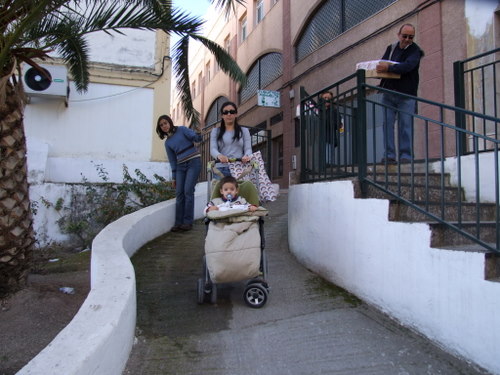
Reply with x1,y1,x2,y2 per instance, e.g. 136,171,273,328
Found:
376,23,424,164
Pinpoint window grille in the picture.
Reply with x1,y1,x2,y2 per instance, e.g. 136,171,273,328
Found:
295,0,397,62
205,96,229,128
270,112,283,126
260,53,283,87
239,52,283,103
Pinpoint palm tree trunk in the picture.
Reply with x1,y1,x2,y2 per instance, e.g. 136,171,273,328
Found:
0,80,35,298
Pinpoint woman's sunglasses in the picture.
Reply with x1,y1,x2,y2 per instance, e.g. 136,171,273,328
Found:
222,109,237,115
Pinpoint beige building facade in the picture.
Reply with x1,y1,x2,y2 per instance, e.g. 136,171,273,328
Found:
171,0,500,188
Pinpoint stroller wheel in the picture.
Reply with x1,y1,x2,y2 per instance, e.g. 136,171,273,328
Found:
197,279,204,305
244,283,268,308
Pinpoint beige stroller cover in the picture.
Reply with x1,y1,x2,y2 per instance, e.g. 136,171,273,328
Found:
205,207,267,284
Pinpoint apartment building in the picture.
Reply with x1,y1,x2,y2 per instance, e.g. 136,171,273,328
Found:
171,0,499,188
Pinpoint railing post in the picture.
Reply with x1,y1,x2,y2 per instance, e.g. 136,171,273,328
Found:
299,86,307,182
266,129,272,177
356,70,367,186
453,60,467,156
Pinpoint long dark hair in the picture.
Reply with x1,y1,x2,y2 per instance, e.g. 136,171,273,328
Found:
217,101,243,143
156,115,176,140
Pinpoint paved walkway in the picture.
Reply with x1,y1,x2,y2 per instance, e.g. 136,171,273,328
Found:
124,191,489,375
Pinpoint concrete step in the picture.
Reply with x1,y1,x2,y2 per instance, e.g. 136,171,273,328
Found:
430,221,498,248
389,201,497,222
366,171,451,186
362,183,464,202
368,161,445,175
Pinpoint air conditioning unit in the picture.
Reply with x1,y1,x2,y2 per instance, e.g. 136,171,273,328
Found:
22,64,69,103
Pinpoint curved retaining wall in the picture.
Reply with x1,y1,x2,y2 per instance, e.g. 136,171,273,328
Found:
18,183,207,375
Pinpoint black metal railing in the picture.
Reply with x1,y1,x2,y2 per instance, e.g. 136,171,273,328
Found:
300,70,500,253
299,73,360,182
454,48,500,152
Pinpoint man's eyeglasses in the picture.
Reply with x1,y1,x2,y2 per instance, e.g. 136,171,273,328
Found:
222,109,237,115
401,34,414,40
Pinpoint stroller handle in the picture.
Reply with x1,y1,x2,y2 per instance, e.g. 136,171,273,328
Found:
207,159,259,179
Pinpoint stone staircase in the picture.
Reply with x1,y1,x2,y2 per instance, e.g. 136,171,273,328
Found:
352,163,500,280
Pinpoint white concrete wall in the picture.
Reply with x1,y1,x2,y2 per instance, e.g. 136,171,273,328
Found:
24,82,154,161
18,182,207,375
27,147,172,247
433,151,500,203
25,81,172,247
288,181,500,375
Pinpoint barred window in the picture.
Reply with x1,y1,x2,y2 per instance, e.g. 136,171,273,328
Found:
295,0,397,62
239,52,283,104
205,96,229,128
270,112,283,126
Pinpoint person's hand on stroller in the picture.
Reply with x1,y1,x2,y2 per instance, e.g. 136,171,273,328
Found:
248,204,258,212
218,154,229,163
241,155,252,163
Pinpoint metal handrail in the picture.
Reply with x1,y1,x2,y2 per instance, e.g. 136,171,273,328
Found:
300,69,500,254
454,48,500,146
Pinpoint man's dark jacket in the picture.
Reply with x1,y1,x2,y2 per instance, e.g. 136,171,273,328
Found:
379,42,424,96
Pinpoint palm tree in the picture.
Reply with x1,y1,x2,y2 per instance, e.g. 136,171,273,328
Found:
0,0,246,298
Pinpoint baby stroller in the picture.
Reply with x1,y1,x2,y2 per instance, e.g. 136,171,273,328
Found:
197,160,270,308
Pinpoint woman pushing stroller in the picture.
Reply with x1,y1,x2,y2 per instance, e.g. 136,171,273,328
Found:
210,101,253,178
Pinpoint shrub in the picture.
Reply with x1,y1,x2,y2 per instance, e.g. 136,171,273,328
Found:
38,164,175,248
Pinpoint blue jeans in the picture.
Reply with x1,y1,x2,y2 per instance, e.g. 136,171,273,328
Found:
381,93,416,160
213,165,231,180
175,157,201,226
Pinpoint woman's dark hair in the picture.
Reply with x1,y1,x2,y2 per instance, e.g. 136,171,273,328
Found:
156,115,176,140
218,101,242,143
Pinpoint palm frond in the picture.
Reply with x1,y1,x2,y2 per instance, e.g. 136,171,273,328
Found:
172,35,200,126
209,0,246,17
190,34,247,86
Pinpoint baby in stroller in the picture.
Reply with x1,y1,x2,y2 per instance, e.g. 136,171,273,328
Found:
197,176,269,308
205,176,258,213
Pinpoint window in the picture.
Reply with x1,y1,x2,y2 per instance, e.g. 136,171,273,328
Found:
295,0,397,62
205,61,211,84
224,35,231,53
198,72,203,94
239,52,283,103
255,0,264,24
240,14,247,42
270,112,283,126
205,96,229,127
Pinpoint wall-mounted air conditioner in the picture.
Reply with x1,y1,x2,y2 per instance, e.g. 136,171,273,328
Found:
22,64,69,104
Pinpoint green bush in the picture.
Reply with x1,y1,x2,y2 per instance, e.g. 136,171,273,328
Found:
39,164,175,248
